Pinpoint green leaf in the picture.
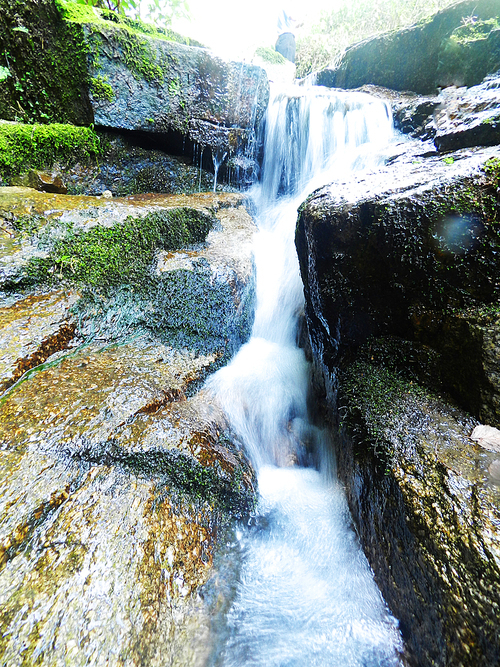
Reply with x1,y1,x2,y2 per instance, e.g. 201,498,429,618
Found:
0,66,10,82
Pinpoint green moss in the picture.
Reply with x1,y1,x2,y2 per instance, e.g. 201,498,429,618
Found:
341,358,426,447
449,17,500,45
484,157,500,182
24,207,215,289
90,75,114,102
56,0,203,47
254,47,287,65
0,0,92,124
0,122,101,180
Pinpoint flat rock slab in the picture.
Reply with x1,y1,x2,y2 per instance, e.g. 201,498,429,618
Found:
0,455,221,667
0,334,254,667
0,186,257,665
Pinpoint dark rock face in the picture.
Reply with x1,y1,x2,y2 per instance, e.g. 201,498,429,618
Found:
296,139,500,664
11,132,219,196
297,144,500,391
316,0,500,94
337,347,500,667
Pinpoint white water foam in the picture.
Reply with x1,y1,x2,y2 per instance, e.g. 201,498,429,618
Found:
207,83,403,665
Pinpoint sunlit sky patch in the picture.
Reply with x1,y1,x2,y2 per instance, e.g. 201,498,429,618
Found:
169,0,342,61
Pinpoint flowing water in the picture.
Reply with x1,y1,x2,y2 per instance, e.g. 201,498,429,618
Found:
207,84,403,666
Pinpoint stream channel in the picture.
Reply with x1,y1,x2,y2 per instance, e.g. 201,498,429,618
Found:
205,84,405,665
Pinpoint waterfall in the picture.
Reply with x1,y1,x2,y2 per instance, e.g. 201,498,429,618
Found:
207,83,402,665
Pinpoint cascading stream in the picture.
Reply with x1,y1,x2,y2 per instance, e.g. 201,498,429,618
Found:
207,84,403,665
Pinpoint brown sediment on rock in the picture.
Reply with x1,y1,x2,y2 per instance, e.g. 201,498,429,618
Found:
2,320,76,393
0,290,79,394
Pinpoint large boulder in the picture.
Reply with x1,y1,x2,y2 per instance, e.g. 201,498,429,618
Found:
316,0,500,94
296,140,500,665
297,143,500,424
0,186,257,665
0,0,269,179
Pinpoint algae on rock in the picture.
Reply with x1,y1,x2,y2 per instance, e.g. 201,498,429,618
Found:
0,186,258,666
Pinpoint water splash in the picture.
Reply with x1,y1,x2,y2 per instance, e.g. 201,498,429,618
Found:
207,83,403,664
212,149,228,192
216,466,402,667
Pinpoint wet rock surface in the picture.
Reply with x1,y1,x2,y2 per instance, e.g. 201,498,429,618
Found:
297,142,500,424
0,187,256,357
386,72,500,151
10,133,218,197
0,187,257,666
83,23,269,158
0,289,78,393
316,0,500,94
296,117,500,662
336,346,500,667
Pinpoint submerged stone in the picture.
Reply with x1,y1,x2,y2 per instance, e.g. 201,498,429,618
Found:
0,289,78,394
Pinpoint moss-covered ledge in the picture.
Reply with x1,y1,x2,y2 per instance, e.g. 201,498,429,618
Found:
0,187,256,357
0,121,101,184
335,344,500,667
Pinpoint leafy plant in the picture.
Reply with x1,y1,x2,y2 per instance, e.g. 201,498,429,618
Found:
71,0,189,28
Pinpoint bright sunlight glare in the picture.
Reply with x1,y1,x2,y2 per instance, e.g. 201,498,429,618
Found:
170,0,342,61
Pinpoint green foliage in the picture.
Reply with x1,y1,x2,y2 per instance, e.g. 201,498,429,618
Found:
296,0,458,78
24,208,215,289
0,122,101,180
0,0,92,124
68,0,189,29
254,47,287,66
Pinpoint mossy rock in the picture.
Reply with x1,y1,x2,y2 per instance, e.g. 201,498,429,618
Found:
335,351,500,666
437,18,500,88
0,0,92,124
316,0,500,94
0,121,101,183
0,0,268,179
23,207,216,289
